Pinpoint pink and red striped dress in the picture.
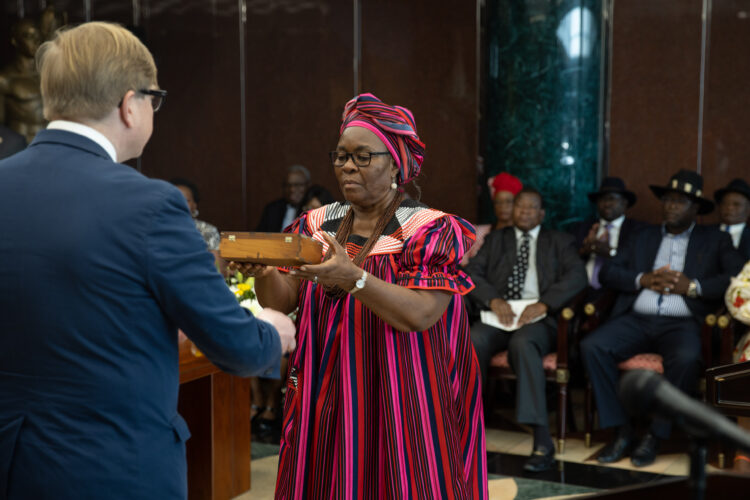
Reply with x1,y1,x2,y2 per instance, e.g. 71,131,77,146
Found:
275,200,488,499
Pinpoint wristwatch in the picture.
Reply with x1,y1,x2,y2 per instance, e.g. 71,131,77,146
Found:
687,280,698,299
348,270,368,294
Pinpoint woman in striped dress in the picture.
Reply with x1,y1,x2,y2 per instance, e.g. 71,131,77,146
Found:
248,93,488,499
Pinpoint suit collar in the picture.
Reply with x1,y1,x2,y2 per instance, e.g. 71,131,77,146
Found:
47,120,117,161
29,129,115,162
513,224,541,240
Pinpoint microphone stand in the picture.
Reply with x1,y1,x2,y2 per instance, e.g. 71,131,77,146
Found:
688,439,707,500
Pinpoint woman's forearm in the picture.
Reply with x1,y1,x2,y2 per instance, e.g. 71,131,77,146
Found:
353,275,452,332
255,269,300,314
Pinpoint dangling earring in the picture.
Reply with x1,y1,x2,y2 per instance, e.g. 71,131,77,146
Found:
391,180,397,190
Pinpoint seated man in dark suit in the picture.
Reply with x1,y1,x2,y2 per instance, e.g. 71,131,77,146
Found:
572,177,645,293
256,164,310,231
714,178,750,259
466,187,587,472
581,169,745,467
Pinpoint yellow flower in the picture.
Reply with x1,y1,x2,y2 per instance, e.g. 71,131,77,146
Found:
237,283,251,292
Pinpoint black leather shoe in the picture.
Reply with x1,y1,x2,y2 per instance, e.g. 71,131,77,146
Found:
631,433,660,467
597,435,633,463
524,447,555,472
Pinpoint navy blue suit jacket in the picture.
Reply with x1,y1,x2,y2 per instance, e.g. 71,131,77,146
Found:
709,223,750,260
0,130,281,498
600,223,745,321
740,226,750,260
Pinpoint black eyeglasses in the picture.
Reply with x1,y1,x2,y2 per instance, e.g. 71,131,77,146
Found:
329,151,390,168
139,89,167,112
117,89,168,112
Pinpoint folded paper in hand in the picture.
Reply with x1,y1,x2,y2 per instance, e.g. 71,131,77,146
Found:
480,299,546,332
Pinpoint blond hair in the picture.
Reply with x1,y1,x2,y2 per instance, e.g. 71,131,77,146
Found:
36,21,157,121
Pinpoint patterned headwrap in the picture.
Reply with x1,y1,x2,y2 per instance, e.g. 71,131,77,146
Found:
340,93,425,185
488,172,523,199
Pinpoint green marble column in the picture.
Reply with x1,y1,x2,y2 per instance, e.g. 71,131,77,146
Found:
483,0,604,229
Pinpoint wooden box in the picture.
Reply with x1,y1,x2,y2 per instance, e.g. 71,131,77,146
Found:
219,232,323,266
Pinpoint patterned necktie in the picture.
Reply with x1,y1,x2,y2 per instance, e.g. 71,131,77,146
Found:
590,223,613,289
505,232,530,300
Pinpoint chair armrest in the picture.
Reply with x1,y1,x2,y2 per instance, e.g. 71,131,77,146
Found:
583,288,617,320
555,289,588,368
701,306,736,367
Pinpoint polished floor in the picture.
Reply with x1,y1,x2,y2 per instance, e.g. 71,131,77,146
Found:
235,387,733,499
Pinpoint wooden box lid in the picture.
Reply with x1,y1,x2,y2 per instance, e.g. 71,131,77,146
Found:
219,232,323,266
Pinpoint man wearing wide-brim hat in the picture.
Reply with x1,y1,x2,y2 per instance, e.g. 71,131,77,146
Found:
581,169,745,468
572,177,646,292
714,178,750,259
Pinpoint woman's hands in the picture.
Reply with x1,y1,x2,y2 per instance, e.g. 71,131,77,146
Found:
227,261,276,279
289,233,361,290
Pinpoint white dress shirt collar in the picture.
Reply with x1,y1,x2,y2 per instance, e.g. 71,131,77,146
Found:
720,222,746,248
599,214,625,230
514,224,541,241
47,120,118,162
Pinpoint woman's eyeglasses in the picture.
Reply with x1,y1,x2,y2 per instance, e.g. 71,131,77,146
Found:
329,151,390,168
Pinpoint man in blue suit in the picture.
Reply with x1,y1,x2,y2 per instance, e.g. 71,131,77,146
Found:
0,22,295,499
581,169,744,468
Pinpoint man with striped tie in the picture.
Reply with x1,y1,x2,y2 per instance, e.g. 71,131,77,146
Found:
581,169,745,467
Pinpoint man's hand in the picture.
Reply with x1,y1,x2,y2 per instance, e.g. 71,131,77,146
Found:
518,302,548,327
640,265,687,295
489,298,515,327
580,223,612,257
256,308,296,354
660,269,690,295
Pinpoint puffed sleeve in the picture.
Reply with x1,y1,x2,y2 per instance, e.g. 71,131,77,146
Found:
283,212,313,237
396,215,476,294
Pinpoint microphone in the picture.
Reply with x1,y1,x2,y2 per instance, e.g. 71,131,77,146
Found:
619,369,750,453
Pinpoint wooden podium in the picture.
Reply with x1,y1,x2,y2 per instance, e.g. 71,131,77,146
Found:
178,336,251,500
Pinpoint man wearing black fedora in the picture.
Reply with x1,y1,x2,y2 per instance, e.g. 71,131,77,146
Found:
580,169,745,467
572,177,645,294
714,178,750,259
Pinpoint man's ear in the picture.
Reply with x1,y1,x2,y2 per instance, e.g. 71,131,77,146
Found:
118,89,138,128
539,208,546,223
